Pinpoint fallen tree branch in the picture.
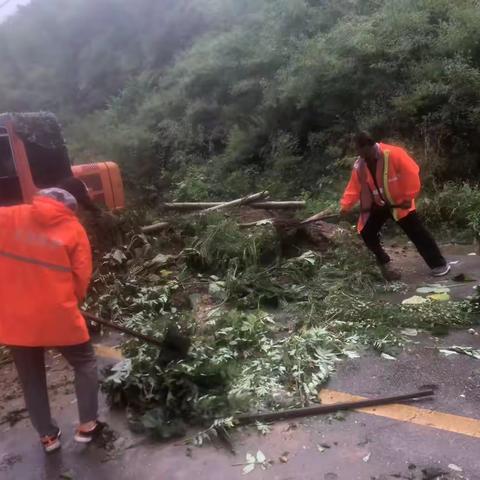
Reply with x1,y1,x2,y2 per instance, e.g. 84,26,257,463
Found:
162,200,305,210
142,214,342,235
235,389,434,425
239,212,341,229
238,218,274,228
200,191,269,214
140,221,170,234
141,203,339,236
141,193,270,233
300,208,337,225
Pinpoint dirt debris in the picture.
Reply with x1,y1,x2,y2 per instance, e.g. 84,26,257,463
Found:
0,453,22,472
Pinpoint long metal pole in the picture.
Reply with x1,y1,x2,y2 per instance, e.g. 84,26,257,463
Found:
83,312,164,348
236,389,434,425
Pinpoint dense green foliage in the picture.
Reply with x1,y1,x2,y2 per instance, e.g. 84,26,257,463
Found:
71,0,480,197
0,0,232,117
419,183,480,237
2,0,480,199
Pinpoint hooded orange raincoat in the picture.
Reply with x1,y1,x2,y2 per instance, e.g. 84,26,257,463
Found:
0,196,92,347
340,143,420,233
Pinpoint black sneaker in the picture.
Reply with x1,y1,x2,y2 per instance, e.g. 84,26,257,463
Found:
431,264,451,277
74,421,105,444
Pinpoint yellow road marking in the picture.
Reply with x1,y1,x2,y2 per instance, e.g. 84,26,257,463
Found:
93,344,124,361
319,389,480,439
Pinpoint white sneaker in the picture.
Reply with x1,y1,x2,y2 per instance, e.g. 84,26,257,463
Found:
41,428,62,453
74,421,105,443
431,264,451,277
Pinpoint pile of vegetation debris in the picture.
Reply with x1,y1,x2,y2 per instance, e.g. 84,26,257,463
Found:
86,209,475,441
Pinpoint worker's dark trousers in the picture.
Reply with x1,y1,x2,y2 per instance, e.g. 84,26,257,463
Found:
9,341,99,437
360,208,446,269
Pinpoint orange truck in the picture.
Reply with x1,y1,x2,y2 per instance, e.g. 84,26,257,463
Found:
0,112,124,209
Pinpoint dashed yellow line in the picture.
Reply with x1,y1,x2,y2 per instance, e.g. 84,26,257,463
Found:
319,389,480,439
93,344,124,361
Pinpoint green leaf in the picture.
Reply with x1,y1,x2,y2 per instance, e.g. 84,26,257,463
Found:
440,346,480,359
428,293,450,302
255,421,271,435
256,450,266,463
448,464,463,472
148,253,175,268
401,328,418,337
105,359,132,384
416,286,450,294
381,353,396,361
243,463,256,475
402,295,428,305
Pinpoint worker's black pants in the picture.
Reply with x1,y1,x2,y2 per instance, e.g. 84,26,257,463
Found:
360,208,446,269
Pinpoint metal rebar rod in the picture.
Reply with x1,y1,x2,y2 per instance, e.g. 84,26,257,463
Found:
83,312,164,348
236,389,434,425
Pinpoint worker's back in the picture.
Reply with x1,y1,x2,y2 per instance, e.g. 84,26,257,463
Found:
0,196,92,347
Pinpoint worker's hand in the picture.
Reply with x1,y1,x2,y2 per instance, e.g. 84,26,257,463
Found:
339,207,349,217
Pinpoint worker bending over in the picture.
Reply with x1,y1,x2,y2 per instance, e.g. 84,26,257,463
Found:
340,132,449,281
0,178,103,453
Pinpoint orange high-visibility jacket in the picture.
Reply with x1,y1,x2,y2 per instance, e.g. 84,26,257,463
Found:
0,196,92,347
340,143,420,233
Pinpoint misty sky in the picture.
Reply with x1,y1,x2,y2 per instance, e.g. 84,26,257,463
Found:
0,0,30,22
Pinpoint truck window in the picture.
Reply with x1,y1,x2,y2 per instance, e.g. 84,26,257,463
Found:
0,133,23,206
25,141,73,189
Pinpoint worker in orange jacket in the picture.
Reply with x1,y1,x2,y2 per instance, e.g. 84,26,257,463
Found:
340,132,449,280
0,178,104,453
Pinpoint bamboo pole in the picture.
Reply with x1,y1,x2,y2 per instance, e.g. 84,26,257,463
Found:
142,192,269,233
200,191,269,213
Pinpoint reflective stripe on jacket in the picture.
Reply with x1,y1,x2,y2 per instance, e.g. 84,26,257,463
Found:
0,196,92,347
340,143,420,233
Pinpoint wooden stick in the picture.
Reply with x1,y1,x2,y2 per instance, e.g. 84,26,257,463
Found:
300,208,337,225
239,213,340,229
141,203,337,235
200,191,269,214
236,389,434,425
141,193,269,233
238,218,274,228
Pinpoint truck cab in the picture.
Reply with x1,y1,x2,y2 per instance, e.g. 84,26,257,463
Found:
0,112,124,209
